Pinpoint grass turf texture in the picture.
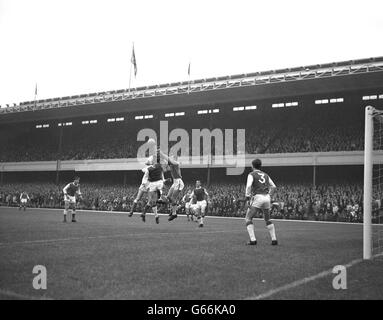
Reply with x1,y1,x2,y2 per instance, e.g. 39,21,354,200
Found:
0,207,382,300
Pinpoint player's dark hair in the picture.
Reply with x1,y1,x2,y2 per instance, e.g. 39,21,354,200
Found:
252,159,262,170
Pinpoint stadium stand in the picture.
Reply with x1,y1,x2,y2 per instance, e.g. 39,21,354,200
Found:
0,103,364,162
0,58,381,226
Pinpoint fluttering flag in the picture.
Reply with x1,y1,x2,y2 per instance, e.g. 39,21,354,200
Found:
131,45,137,77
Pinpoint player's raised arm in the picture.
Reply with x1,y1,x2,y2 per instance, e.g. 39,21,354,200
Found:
158,149,179,166
158,149,168,161
141,167,148,173
245,174,254,198
168,157,179,166
145,155,155,166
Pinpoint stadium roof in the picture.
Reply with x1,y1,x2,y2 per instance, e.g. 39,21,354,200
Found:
1,56,383,124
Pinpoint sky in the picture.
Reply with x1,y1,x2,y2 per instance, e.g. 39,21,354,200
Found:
0,0,382,106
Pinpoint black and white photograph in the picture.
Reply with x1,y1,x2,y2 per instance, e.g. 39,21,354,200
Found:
0,0,382,306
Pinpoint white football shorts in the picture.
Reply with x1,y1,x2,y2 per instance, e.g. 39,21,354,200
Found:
64,194,76,204
196,200,207,213
139,182,149,192
148,180,164,192
190,203,198,213
250,194,271,210
171,178,184,191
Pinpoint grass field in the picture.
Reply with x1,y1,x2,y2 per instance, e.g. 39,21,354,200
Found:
0,207,382,300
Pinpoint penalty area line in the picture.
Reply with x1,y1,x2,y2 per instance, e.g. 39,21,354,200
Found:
245,252,383,300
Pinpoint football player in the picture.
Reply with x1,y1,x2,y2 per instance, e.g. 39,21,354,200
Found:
19,191,30,211
140,153,165,224
63,176,82,223
128,157,153,217
189,180,209,228
157,150,184,221
245,159,278,246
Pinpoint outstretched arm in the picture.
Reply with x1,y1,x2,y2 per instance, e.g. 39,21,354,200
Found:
145,155,154,166
141,167,148,173
158,149,179,166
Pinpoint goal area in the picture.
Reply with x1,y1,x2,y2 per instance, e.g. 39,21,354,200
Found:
364,106,383,260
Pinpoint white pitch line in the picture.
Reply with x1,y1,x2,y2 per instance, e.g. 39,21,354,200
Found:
0,288,53,300
0,229,244,247
245,252,383,300
1,206,380,226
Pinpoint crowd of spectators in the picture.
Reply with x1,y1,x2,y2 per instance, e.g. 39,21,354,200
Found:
0,123,365,162
0,104,369,162
267,126,363,153
1,181,381,223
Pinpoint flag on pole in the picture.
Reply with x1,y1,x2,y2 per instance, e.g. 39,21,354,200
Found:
187,62,191,94
34,83,38,110
131,45,137,77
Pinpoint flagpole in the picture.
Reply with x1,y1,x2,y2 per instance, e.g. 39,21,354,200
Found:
129,61,132,96
188,61,191,94
129,43,133,96
34,83,37,110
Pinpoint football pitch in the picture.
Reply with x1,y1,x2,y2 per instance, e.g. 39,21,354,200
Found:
0,207,382,300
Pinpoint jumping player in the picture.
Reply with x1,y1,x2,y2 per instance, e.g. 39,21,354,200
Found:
128,159,152,217
158,150,184,221
141,154,164,224
19,191,30,211
245,159,278,246
189,180,209,228
63,176,82,223
129,155,165,217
